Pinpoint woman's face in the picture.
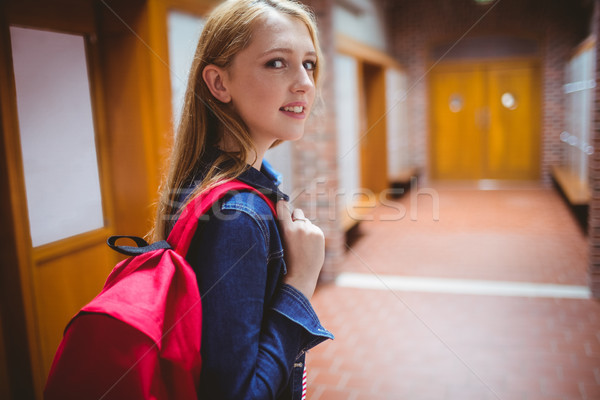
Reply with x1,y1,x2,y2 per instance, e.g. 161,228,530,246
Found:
223,10,317,151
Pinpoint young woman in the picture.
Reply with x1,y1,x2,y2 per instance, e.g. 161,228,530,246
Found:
152,0,333,398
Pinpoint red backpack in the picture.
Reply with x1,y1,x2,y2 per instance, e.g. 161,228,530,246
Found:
44,180,276,400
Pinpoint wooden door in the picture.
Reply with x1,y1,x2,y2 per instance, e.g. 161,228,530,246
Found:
431,64,485,179
4,22,118,393
486,61,540,179
1,2,174,397
431,60,540,180
360,62,389,193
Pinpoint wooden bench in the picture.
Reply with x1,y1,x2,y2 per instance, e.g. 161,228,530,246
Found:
338,166,420,232
551,165,589,233
551,165,590,206
339,200,374,232
389,166,420,199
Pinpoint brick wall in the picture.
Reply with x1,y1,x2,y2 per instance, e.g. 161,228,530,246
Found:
296,0,343,283
589,0,600,298
388,0,590,183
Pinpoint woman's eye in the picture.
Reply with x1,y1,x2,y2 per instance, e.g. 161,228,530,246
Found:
267,59,285,68
303,60,317,71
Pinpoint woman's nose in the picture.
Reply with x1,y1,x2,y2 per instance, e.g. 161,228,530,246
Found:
292,65,314,93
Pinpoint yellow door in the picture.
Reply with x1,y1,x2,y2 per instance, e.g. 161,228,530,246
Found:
486,61,540,179
431,60,540,180
360,62,389,193
431,64,485,179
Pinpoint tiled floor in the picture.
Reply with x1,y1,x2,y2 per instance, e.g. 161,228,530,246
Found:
307,184,600,400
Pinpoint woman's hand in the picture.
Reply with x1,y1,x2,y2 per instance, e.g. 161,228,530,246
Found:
276,201,325,300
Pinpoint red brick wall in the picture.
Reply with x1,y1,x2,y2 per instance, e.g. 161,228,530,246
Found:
388,0,590,183
589,0,600,298
296,0,343,282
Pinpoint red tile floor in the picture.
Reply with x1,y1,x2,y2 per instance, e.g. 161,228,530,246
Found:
306,183,600,400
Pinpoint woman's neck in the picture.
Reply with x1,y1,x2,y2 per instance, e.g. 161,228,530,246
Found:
217,135,271,171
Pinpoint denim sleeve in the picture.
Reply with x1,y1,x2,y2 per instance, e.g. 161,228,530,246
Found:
192,209,332,399
271,283,334,353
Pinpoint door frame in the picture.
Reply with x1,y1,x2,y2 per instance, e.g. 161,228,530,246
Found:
0,9,37,398
336,34,403,194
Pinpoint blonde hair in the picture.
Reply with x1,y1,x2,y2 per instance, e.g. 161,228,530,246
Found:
152,0,322,240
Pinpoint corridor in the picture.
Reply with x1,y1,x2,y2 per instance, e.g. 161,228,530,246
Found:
307,184,599,400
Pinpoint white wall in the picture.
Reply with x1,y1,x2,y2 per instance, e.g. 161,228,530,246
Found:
335,54,361,210
265,142,294,196
563,42,596,181
333,0,389,52
385,68,410,179
167,10,205,129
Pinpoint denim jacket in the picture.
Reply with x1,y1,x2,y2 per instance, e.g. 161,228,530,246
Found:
180,148,333,399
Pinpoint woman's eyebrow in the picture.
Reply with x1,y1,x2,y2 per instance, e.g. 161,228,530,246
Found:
260,48,317,57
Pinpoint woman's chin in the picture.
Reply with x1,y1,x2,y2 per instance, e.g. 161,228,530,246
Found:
281,130,306,142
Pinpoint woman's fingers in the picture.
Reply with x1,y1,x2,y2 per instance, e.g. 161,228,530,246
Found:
277,201,311,225
275,201,324,299
291,208,309,223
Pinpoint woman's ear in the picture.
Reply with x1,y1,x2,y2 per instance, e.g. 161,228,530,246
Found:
202,64,231,103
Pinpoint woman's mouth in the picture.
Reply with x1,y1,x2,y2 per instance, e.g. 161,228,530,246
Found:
279,104,308,120
281,105,304,114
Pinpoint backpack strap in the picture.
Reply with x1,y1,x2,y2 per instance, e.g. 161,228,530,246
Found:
167,180,277,256
106,235,171,256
